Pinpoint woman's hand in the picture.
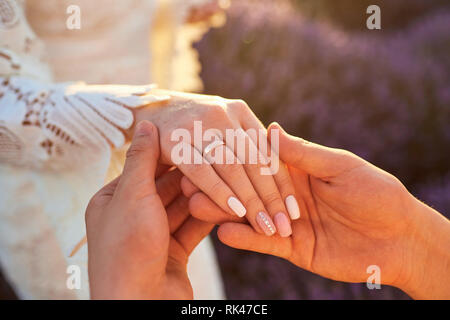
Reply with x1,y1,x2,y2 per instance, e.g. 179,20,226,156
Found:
186,123,450,299
133,91,300,238
86,121,213,299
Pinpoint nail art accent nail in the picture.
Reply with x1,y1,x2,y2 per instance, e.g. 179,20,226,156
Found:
256,212,276,236
286,195,301,220
227,196,247,217
274,212,292,237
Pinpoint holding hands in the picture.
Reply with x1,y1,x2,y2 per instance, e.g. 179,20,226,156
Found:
86,101,450,299
183,123,450,299
133,91,299,238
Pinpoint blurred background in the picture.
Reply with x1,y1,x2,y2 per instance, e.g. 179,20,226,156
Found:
1,0,448,300
196,0,450,299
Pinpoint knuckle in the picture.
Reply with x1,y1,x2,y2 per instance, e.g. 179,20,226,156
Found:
227,99,249,115
84,206,92,225
263,192,282,208
230,99,248,110
219,162,242,176
386,174,406,195
334,148,355,160
243,194,262,210
275,173,294,192
205,102,228,119
85,196,100,224
209,179,225,195
253,162,271,174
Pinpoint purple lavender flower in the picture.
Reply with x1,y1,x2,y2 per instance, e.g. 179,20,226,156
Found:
196,0,450,300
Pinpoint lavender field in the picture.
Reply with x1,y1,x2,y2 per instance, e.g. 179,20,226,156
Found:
196,0,450,299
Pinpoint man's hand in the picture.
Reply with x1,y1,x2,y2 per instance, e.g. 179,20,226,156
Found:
133,90,299,238
85,121,214,300
185,123,450,299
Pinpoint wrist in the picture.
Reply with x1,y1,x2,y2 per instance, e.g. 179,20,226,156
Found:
395,194,450,299
125,91,170,140
91,270,166,300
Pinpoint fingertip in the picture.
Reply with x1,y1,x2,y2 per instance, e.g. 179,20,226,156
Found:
188,192,216,220
268,122,291,150
216,224,227,243
267,122,278,142
188,192,216,221
181,175,200,198
268,123,302,167
267,122,286,137
188,192,203,216
134,120,156,138
216,222,239,245
136,121,159,154
285,195,301,220
267,122,281,132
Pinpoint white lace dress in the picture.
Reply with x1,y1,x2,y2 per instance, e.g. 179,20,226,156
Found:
0,0,224,299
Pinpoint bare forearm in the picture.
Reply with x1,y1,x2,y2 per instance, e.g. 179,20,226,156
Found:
399,197,450,299
125,90,171,140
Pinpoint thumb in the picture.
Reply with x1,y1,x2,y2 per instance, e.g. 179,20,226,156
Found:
268,122,353,178
120,121,160,192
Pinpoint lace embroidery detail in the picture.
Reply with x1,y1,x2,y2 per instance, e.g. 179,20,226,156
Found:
0,0,20,29
0,124,22,162
0,77,167,169
0,1,171,171
0,49,21,71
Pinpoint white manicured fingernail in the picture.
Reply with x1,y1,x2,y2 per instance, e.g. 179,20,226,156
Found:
227,196,246,217
286,195,300,220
